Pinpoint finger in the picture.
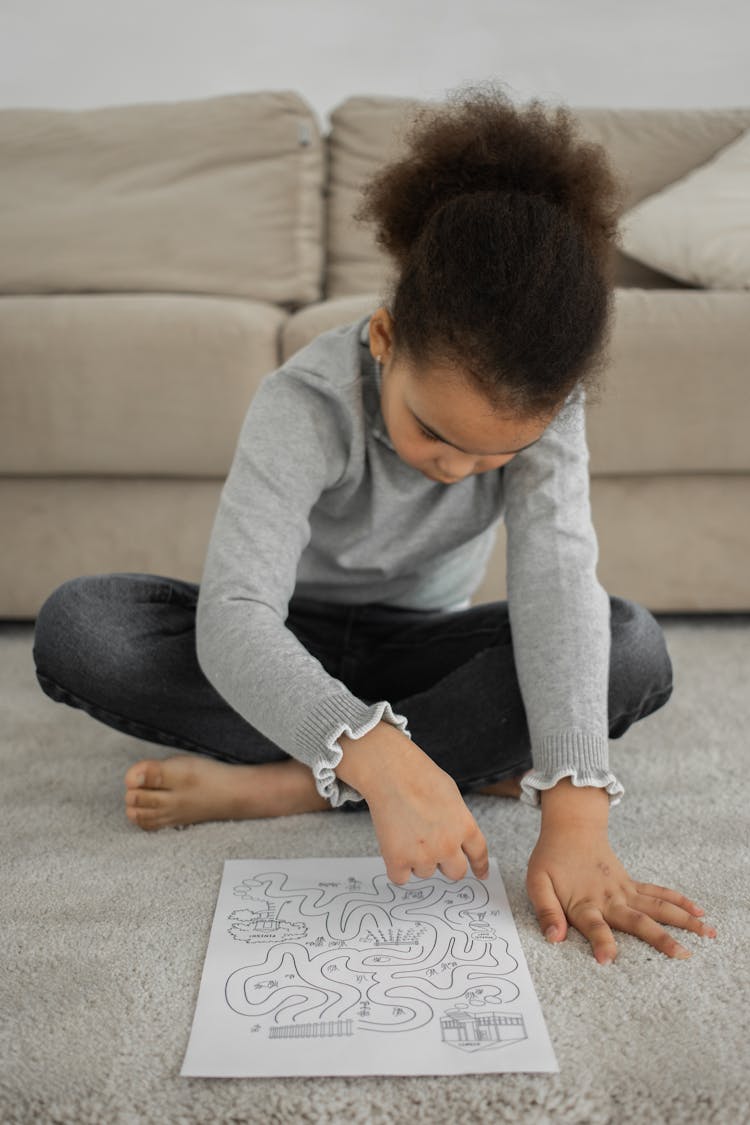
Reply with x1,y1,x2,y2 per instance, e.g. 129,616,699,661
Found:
437,855,469,881
607,904,692,959
462,822,490,880
633,881,707,917
568,904,617,964
526,868,568,943
631,892,718,939
385,861,413,886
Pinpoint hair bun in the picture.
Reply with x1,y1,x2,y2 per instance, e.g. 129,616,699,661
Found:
354,80,625,275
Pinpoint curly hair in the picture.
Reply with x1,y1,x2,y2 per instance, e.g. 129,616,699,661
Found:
352,80,627,419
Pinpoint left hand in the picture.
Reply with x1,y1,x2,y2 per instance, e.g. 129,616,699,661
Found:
526,781,717,964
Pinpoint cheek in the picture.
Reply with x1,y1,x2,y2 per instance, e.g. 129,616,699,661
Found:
415,438,441,462
402,438,432,464
392,421,432,461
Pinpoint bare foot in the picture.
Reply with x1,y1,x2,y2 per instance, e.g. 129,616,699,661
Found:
476,771,531,799
124,754,332,830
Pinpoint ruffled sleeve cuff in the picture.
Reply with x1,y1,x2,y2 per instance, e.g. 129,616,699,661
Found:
520,767,625,808
519,729,625,809
295,692,412,809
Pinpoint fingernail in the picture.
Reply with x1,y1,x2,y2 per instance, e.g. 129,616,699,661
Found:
544,927,557,941
597,956,612,966
136,773,145,785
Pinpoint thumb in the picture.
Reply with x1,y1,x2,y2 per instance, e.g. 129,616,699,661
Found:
526,866,568,944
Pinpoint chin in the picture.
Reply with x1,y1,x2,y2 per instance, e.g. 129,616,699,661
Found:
425,471,461,484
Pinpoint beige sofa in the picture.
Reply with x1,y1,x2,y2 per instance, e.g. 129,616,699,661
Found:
1,90,749,619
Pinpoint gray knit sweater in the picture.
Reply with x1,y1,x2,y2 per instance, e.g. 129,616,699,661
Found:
195,313,624,810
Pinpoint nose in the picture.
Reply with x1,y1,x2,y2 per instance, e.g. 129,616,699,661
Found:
436,453,479,479
437,451,514,478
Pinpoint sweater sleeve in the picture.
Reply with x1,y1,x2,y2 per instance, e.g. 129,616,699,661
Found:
502,388,624,810
195,369,411,809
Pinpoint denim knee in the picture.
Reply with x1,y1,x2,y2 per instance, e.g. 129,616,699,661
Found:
33,574,133,697
34,576,87,676
608,595,674,736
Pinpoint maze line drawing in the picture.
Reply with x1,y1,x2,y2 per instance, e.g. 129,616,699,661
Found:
223,867,528,1053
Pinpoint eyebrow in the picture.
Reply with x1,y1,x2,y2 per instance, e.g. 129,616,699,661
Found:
410,409,543,456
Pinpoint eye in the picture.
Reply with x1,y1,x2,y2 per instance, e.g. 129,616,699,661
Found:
417,424,440,442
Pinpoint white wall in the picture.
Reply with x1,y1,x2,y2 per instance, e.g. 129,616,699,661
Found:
1,0,748,124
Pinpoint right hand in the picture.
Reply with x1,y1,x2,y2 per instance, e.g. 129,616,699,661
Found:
337,723,490,885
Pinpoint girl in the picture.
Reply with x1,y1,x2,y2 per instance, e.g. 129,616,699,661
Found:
33,83,716,966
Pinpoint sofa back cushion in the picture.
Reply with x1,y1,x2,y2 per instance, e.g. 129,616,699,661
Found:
325,98,750,299
0,90,325,306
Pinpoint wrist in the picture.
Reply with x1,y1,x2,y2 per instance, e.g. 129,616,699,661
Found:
539,775,610,829
334,720,414,796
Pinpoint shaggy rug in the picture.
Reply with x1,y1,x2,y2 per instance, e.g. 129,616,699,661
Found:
1,615,748,1124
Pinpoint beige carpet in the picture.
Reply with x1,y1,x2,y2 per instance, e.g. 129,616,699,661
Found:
1,615,748,1124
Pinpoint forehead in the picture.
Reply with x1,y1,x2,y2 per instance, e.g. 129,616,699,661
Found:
402,367,548,455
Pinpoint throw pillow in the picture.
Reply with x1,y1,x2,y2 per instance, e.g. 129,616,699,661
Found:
619,127,750,289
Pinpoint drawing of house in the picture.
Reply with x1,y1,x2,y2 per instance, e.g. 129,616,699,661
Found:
227,900,306,943
440,1006,527,1052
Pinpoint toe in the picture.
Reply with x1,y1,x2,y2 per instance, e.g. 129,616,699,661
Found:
125,805,159,832
126,804,167,831
125,788,165,810
125,760,165,790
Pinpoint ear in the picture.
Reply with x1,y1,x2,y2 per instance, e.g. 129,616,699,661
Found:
369,306,394,363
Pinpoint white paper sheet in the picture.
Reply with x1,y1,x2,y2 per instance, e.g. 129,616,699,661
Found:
180,856,558,1076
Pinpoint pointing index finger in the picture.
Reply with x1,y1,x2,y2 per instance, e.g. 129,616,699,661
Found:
463,829,490,880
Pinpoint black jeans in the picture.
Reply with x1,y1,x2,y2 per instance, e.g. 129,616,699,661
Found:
32,573,674,810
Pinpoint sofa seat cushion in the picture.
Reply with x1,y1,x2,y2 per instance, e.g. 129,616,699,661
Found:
3,476,223,618
281,294,380,360
0,91,325,305
0,294,286,475
586,289,750,474
468,474,750,613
